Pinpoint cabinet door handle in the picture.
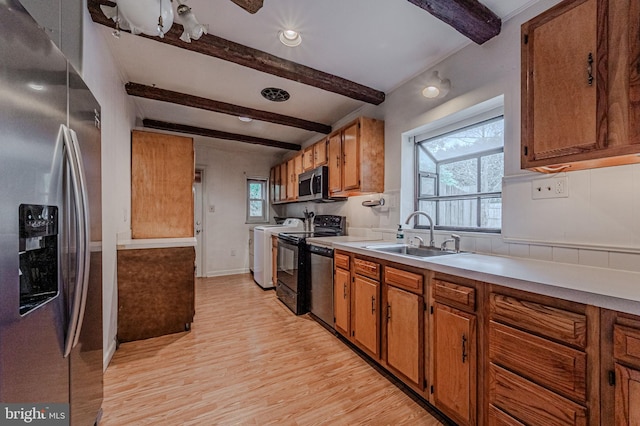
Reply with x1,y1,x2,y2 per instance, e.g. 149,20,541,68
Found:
461,334,468,364
587,52,594,86
371,296,376,314
336,156,340,168
387,303,391,320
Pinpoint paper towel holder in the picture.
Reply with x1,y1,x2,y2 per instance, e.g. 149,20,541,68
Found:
362,198,385,207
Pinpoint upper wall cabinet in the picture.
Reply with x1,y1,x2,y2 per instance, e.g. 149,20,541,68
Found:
521,0,640,172
328,117,384,196
131,130,194,239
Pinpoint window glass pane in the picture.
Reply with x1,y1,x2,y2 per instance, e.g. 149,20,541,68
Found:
438,199,478,228
249,200,263,218
481,198,502,229
249,182,262,199
416,201,436,226
439,158,477,196
481,153,504,193
417,145,436,173
418,117,504,162
419,174,436,197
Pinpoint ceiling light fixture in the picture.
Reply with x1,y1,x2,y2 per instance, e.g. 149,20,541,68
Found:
238,116,253,122
27,83,45,91
278,29,302,47
422,71,451,99
100,0,207,43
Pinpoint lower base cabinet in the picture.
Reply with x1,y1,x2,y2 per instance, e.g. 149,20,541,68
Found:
386,285,422,387
352,275,379,358
433,303,477,426
117,246,195,342
615,363,640,425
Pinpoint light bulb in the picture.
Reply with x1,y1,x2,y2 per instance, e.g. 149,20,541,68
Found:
422,86,440,98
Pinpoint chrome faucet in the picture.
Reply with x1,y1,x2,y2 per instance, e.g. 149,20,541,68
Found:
441,234,461,252
410,235,425,247
404,211,435,247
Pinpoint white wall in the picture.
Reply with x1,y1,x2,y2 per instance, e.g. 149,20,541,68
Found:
82,9,136,368
195,140,281,276
284,0,640,272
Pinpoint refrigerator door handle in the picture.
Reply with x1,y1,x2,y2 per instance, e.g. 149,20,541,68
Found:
61,125,90,357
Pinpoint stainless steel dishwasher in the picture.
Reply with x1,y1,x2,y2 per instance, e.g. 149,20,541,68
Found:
307,243,334,330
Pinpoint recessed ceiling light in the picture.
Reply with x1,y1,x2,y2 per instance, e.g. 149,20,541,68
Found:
238,116,253,122
27,83,45,91
422,86,440,98
278,29,302,47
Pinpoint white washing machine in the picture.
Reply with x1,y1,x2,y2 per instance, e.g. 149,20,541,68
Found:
253,218,304,289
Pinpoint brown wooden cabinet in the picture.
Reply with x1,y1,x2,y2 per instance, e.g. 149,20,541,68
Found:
602,310,640,426
327,117,384,196
285,155,302,201
334,252,351,337
279,161,288,201
352,274,379,358
303,138,328,172
117,246,195,342
433,303,477,425
384,265,425,389
432,275,478,426
521,0,640,172
488,290,596,426
131,130,194,239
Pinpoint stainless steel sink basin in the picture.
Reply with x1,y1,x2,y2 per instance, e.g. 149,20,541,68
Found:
366,244,456,258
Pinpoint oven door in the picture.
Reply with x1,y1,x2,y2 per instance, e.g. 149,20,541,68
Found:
276,238,299,293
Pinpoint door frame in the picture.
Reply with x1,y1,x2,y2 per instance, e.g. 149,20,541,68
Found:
194,166,207,277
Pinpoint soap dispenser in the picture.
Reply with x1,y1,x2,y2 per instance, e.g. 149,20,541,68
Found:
396,224,405,244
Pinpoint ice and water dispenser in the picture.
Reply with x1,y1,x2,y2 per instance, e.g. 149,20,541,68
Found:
18,204,58,315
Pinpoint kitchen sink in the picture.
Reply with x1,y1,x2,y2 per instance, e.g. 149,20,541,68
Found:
365,244,457,258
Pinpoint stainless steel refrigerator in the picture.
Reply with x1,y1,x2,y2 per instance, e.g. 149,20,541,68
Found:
0,1,103,424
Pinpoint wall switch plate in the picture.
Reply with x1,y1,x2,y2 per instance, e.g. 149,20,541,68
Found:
531,176,569,199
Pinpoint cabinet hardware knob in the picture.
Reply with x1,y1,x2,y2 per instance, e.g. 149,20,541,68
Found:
461,334,468,364
587,52,594,86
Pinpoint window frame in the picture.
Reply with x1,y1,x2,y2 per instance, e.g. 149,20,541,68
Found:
413,115,504,233
246,177,269,224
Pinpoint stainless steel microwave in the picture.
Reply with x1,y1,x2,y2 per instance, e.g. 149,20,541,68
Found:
298,166,329,202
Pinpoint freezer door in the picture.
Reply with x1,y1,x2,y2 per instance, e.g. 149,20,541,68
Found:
0,1,70,403
68,65,103,425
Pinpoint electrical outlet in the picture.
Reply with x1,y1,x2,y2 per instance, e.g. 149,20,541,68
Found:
532,176,569,199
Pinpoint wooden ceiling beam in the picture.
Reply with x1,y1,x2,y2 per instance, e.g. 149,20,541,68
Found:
143,119,302,151
407,0,501,45
87,0,386,105
126,82,332,134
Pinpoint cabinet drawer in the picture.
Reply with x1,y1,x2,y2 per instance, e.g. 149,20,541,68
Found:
334,252,350,270
489,321,586,402
614,324,640,366
489,364,587,426
354,258,380,280
490,293,586,349
488,405,525,426
433,279,475,310
384,266,423,294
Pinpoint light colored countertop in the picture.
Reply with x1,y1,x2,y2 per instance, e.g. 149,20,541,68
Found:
117,237,197,250
306,235,382,248
334,241,640,315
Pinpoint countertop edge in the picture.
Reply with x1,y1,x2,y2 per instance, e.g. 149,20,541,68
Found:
333,241,640,316
117,237,197,250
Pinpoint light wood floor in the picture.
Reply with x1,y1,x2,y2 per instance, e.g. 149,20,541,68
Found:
101,274,444,425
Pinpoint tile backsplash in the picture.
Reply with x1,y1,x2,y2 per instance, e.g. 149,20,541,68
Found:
348,226,640,273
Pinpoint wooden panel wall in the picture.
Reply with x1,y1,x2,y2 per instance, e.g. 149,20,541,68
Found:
131,130,194,239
